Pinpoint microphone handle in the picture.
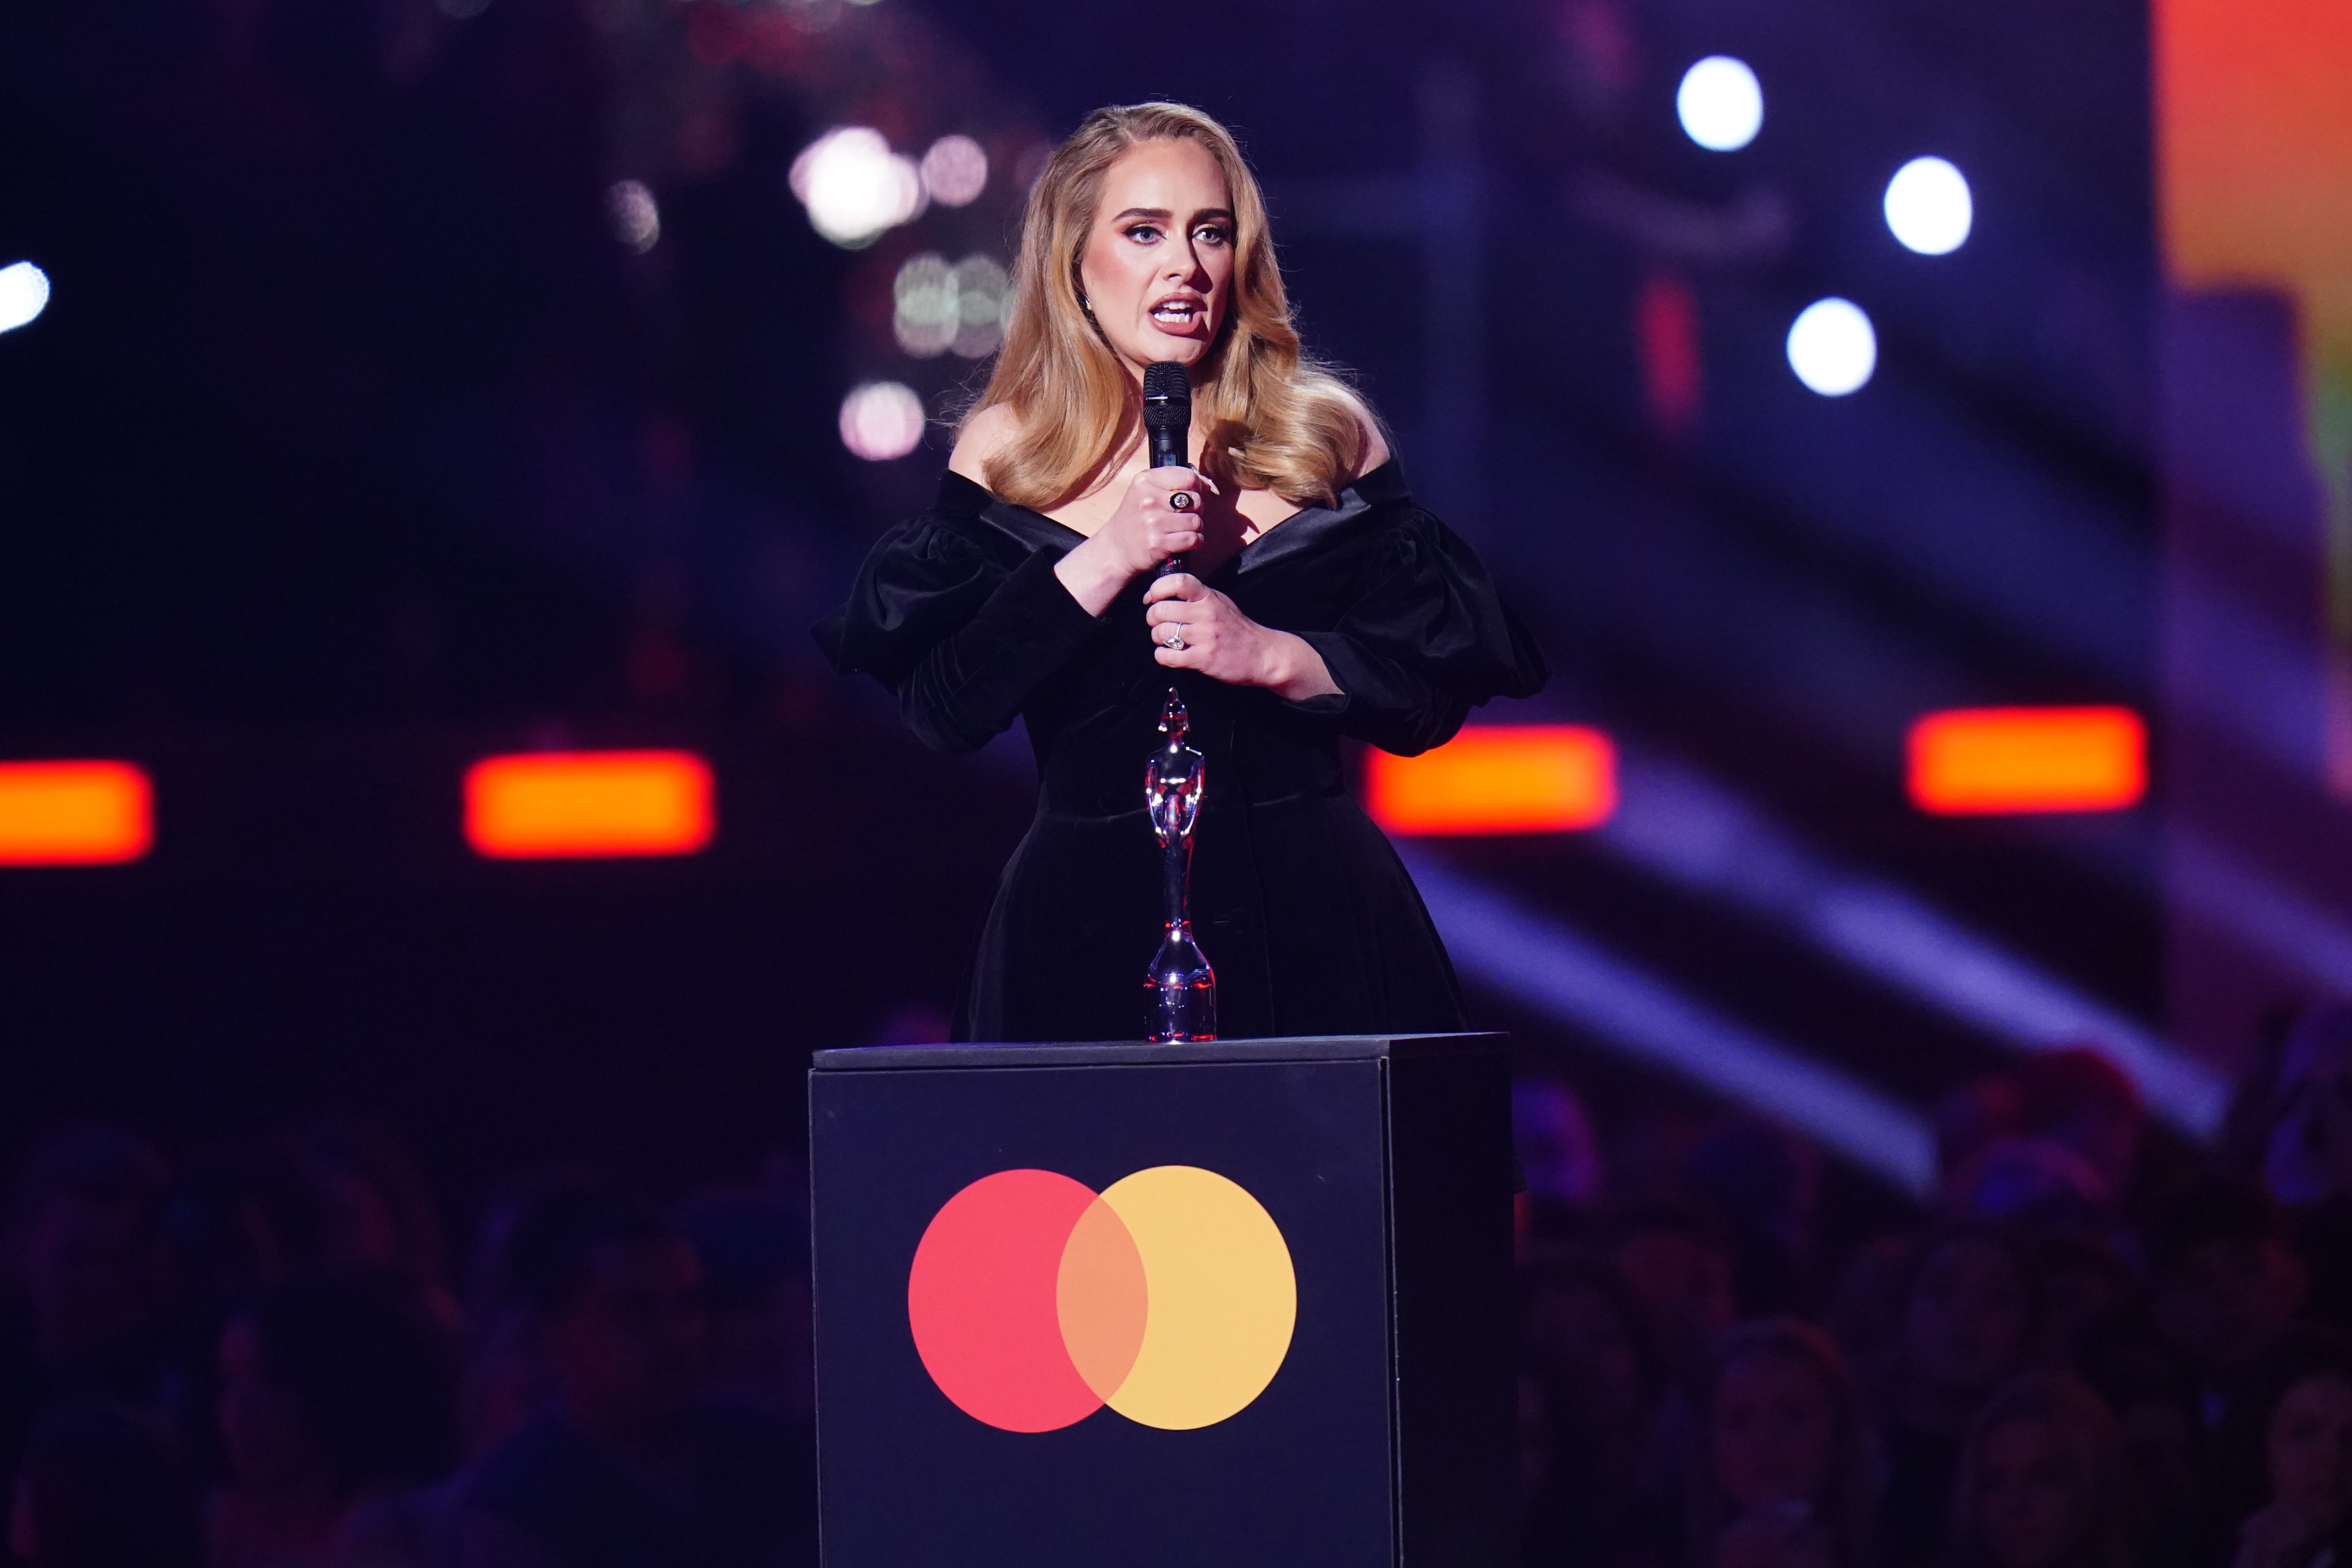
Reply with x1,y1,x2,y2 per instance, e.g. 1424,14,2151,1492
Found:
1150,421,1189,578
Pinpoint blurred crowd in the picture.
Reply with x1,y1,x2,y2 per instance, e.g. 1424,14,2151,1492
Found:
5,1004,2350,1568
0,1123,816,1568
1516,1000,2352,1568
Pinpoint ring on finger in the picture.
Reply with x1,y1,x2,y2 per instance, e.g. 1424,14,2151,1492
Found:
1161,625,1186,650
1169,491,1194,512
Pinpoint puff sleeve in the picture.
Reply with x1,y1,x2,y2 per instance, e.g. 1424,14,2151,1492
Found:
1287,509,1548,756
813,494,1102,755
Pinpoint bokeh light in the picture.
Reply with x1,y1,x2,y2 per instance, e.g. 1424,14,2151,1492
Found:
0,263,52,335
1675,57,1762,152
920,136,989,207
790,128,926,249
1884,156,1973,255
1786,298,1877,396
894,254,958,357
839,381,927,460
605,180,661,254
894,253,1011,359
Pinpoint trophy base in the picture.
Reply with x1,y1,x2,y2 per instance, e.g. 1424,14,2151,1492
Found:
1147,974,1217,1044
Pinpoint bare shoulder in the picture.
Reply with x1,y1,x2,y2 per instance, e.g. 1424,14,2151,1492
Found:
949,403,1023,486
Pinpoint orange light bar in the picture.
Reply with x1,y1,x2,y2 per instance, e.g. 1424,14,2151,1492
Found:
1365,725,1617,835
0,761,153,865
1908,707,2146,815
465,750,713,858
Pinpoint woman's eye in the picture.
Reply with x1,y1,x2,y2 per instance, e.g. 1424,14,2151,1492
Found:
1196,227,1231,247
1125,225,1162,243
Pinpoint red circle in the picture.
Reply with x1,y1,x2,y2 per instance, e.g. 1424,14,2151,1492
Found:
906,1169,1105,1432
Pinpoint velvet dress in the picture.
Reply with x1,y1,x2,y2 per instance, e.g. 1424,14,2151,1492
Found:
814,458,1547,1043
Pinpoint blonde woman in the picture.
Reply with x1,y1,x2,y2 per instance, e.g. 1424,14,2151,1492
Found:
817,102,1545,1042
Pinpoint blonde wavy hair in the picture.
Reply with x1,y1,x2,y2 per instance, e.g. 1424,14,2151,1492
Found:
966,102,1375,509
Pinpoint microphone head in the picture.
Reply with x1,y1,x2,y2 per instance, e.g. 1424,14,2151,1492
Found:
1140,361,1191,433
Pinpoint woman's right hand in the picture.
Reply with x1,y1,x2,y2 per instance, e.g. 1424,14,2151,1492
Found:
1054,466,1215,617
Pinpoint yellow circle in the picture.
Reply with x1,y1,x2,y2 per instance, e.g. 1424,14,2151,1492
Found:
1096,1165,1296,1430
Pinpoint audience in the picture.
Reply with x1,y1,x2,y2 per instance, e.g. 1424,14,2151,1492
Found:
440,1187,817,1567
1946,1373,2140,1568
1874,1225,2042,1566
206,1274,458,1568
2208,1333,2352,1568
1686,1319,1876,1568
10,1010,2352,1566
10,1396,202,1568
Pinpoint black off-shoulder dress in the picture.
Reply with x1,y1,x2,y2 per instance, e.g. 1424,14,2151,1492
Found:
813,459,1547,1043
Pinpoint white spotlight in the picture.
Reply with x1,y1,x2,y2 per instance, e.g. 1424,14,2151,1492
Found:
1786,298,1876,396
605,180,660,254
839,381,927,461
789,128,925,249
0,263,51,335
1884,156,1972,255
1676,56,1762,152
919,135,989,208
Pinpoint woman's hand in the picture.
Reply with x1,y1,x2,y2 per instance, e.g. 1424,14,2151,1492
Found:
1053,467,1215,617
1144,574,1342,701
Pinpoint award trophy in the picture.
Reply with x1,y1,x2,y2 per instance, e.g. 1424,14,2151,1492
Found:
1144,688,1216,1041
1139,359,1216,1043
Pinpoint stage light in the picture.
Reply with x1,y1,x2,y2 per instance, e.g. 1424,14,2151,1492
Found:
1884,156,1972,255
605,180,660,254
0,762,152,865
1908,706,2145,814
839,381,926,461
894,254,957,358
894,254,1011,360
1364,725,1616,835
951,254,1009,358
920,135,989,207
0,263,51,335
1786,298,1876,396
1675,57,1762,152
465,750,712,858
789,127,924,249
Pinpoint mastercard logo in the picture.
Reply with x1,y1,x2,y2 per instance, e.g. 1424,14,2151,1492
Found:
907,1166,1296,1433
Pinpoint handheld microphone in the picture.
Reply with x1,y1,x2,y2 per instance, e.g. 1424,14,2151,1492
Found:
1142,361,1192,580
1142,361,1190,470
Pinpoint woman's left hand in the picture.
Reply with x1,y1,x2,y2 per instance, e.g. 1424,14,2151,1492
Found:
1144,575,1341,702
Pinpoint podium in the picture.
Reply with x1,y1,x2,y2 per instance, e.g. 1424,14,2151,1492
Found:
808,1033,1514,1567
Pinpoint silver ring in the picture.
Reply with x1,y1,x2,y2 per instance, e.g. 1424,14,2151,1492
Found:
1169,491,1194,512
1161,626,1186,650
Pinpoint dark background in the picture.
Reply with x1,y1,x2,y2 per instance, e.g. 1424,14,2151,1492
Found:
0,0,2242,1231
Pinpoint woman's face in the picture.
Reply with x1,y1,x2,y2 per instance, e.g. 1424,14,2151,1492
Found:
1904,1238,2032,1394
1710,1350,1838,1511
1973,1417,2091,1568
2268,1372,2352,1529
1076,138,1235,377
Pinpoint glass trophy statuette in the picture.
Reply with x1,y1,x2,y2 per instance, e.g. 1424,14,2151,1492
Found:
1144,688,1216,1042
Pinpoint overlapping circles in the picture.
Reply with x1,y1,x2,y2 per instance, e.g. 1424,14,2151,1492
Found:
906,1165,1296,1432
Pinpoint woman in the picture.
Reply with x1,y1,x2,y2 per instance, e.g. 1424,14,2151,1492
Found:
2212,1332,2352,1568
1873,1223,2042,1567
817,102,1545,1042
1944,1372,2139,1568
1683,1319,1876,1568
1519,1250,1668,1567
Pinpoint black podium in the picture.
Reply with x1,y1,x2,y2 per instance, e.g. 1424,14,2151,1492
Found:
808,1033,1514,1567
